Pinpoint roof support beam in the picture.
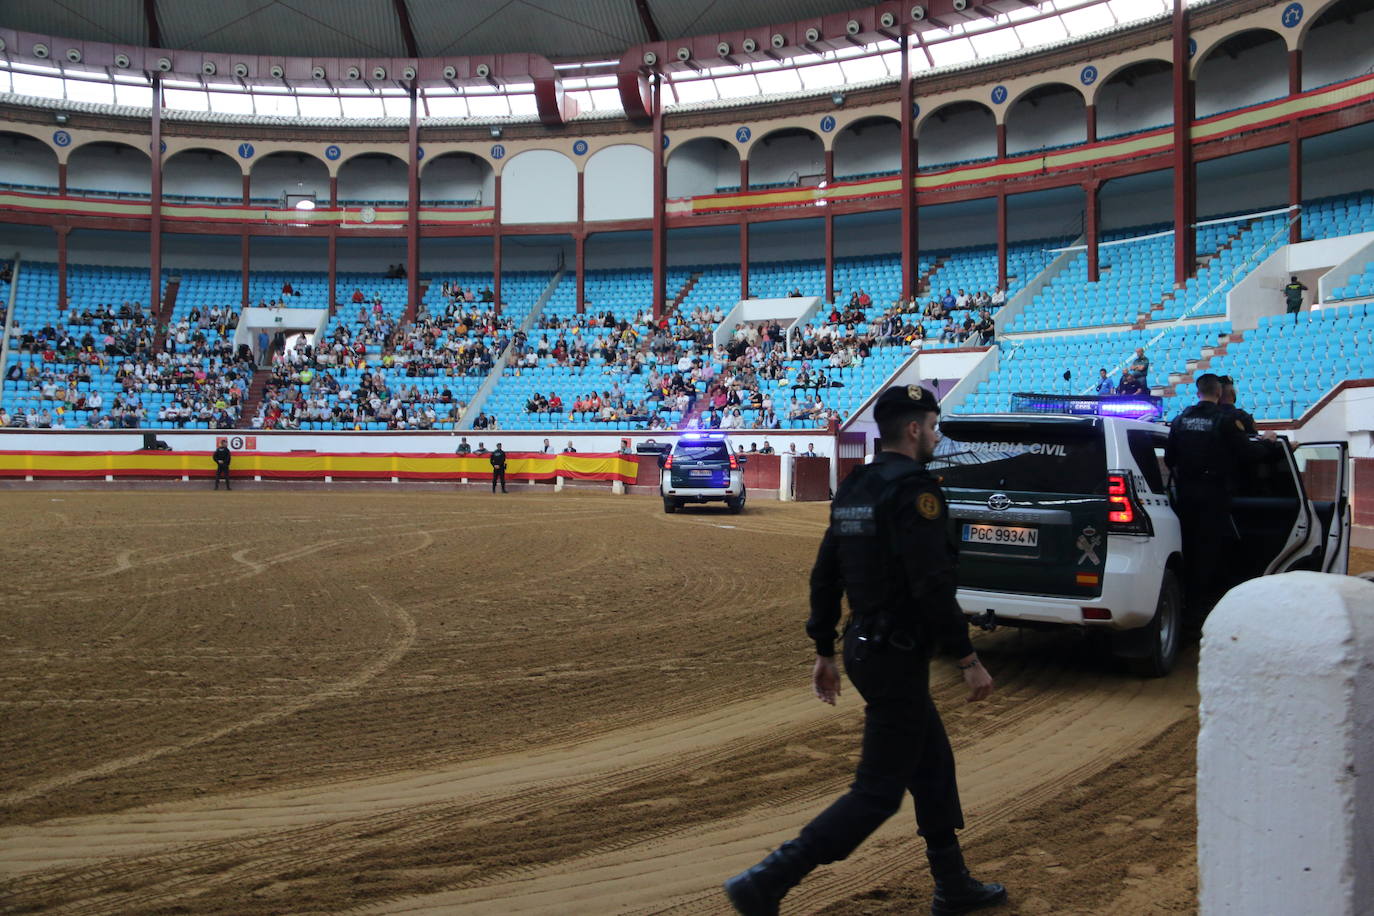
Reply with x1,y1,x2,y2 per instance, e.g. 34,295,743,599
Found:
633,0,663,43
144,0,162,47
391,0,420,58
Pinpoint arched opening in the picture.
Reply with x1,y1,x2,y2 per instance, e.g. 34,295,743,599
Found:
500,149,577,224
67,141,150,197
420,152,493,206
163,148,242,203
666,137,740,197
249,151,330,206
1095,60,1173,138
337,152,409,206
1005,83,1086,155
1301,0,1374,90
1195,29,1289,118
917,101,996,169
0,131,58,190
748,128,824,189
584,144,653,221
832,116,900,182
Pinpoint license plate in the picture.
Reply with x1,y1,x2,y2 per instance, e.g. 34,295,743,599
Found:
962,523,1039,547
691,469,713,477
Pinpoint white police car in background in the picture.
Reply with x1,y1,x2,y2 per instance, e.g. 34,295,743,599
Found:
926,396,1350,676
661,433,747,514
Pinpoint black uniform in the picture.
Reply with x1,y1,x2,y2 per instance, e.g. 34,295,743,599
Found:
212,444,232,490
797,450,974,864
489,447,508,493
1164,401,1268,611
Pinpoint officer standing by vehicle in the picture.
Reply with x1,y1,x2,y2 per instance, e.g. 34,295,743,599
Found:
724,385,1005,916
1165,373,1273,615
489,442,508,494
1217,376,1257,435
212,440,232,491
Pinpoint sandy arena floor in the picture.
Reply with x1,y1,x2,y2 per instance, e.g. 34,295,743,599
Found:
0,489,1369,915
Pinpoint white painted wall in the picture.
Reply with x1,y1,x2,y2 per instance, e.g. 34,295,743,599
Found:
1303,7,1374,91
0,429,837,460
1317,232,1374,302
249,153,329,202
421,155,492,204
918,105,996,168
337,154,408,202
501,149,577,224
750,132,824,186
833,120,900,178
1273,382,1374,459
1198,572,1374,916
1006,89,1086,155
163,151,242,199
1195,33,1289,119
0,132,59,186
667,139,737,197
67,143,150,193
584,144,653,222
1096,64,1173,138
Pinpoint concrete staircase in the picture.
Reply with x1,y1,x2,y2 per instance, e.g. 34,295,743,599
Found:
1155,329,1246,398
1132,219,1257,329
235,369,271,429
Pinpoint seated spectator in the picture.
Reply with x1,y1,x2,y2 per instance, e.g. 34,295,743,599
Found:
563,441,577,453
1118,372,1146,395
1129,348,1149,387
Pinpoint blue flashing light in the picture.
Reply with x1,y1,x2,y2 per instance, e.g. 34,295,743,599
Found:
680,432,728,440
1010,392,1163,422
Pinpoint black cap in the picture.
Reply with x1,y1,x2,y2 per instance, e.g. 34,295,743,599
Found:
873,384,940,423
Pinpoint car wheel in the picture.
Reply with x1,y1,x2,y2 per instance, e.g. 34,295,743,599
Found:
663,497,677,514
1128,569,1181,678
726,495,745,514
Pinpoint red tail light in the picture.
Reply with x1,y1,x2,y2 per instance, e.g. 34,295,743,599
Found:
1107,474,1133,524
664,455,673,469
728,454,738,470
1106,471,1153,535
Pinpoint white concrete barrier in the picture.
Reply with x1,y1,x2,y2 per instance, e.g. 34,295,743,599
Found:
1198,572,1374,916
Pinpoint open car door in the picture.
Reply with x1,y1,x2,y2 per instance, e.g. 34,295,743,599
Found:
1227,436,1312,581
1290,442,1351,575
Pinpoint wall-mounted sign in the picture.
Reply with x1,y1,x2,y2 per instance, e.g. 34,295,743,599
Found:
237,142,255,159
53,130,71,147
325,145,342,160
991,85,1008,105
491,144,506,159
1080,65,1098,86
735,126,752,143
820,115,836,133
573,139,589,155
1281,2,1304,28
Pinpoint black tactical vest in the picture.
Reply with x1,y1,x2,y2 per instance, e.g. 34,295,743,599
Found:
828,460,930,626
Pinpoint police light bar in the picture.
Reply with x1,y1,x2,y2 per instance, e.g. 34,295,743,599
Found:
1010,392,1163,421
680,432,728,440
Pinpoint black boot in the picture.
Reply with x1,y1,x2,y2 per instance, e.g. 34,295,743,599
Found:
927,843,1006,915
723,840,815,915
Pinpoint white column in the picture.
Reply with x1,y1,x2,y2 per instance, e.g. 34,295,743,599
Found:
1198,571,1374,915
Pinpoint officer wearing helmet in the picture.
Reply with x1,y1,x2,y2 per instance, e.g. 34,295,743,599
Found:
724,385,1005,916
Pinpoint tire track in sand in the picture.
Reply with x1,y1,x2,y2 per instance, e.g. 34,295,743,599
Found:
0,590,416,810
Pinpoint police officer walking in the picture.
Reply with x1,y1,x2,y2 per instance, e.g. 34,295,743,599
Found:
1282,275,1308,323
1165,373,1274,616
724,385,1005,916
489,442,508,494
212,441,232,491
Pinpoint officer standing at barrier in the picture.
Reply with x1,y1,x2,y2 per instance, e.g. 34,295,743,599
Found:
213,441,232,491
489,442,508,494
724,385,1005,916
1165,373,1273,616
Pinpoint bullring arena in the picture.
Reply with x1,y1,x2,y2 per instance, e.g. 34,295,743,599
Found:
10,487,1367,915
3,0,1374,911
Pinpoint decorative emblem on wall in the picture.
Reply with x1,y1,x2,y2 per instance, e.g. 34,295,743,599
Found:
416,145,425,160
1281,2,1304,28
819,115,836,133
573,139,589,155
325,145,342,160
491,144,506,159
1080,65,1098,86
735,126,752,143
662,134,670,148
237,142,255,159
359,206,377,223
53,130,71,147
991,85,1008,105
1188,37,1197,58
